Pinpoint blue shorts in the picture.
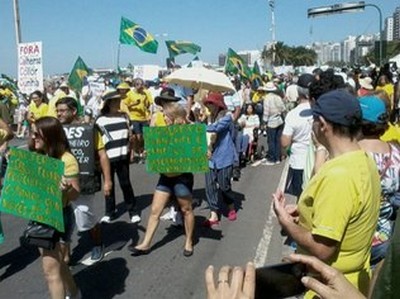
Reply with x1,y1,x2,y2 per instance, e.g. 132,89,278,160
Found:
131,121,149,134
156,173,194,198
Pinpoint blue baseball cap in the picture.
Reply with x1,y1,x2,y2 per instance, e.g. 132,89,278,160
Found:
359,96,387,124
312,90,361,126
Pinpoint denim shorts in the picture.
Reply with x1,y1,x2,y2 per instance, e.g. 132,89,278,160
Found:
59,204,75,244
131,120,149,134
156,173,194,198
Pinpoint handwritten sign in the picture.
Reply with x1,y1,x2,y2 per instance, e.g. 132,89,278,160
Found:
0,148,64,232
64,124,95,175
144,124,208,173
18,41,44,94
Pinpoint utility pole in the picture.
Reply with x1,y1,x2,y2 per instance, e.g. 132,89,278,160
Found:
13,0,22,45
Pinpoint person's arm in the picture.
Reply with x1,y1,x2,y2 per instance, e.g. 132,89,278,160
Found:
0,117,14,143
281,134,292,151
232,106,241,122
207,114,233,133
98,148,112,197
273,190,338,261
61,176,80,203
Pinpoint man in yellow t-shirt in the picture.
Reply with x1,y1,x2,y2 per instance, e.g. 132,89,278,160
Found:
119,78,153,162
273,90,380,298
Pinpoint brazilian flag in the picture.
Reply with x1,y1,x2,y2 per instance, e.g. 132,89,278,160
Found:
68,56,91,92
225,48,252,79
165,40,201,58
119,17,158,54
251,62,263,88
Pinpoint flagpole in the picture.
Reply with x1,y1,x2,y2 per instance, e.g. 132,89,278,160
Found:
116,43,121,70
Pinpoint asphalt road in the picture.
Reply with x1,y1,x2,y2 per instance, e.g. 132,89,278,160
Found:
0,138,292,299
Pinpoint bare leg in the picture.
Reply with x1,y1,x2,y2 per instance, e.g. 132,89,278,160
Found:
135,190,170,250
41,244,68,299
177,197,194,252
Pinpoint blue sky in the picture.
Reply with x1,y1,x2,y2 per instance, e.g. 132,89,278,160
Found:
0,0,397,76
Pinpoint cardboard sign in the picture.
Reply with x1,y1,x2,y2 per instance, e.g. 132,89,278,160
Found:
0,148,64,232
64,124,95,175
18,41,44,94
144,124,208,173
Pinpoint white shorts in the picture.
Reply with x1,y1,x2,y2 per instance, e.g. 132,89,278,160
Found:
71,194,98,232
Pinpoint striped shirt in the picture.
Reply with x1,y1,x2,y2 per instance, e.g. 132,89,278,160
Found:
95,114,130,162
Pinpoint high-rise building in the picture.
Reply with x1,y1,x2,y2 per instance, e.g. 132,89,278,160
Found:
394,6,400,40
384,16,394,41
341,36,356,63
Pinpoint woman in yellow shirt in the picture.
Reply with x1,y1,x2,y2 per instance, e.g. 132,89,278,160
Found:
28,116,80,299
28,90,48,123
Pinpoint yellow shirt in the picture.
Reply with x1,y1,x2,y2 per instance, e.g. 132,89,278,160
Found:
61,151,79,207
28,102,48,120
251,91,264,104
121,89,153,121
95,130,104,150
152,111,167,127
376,84,394,109
298,150,380,297
380,123,400,143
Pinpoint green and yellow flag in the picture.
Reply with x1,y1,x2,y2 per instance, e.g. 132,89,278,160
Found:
225,48,252,79
251,61,263,88
68,56,91,91
119,17,158,54
165,40,201,58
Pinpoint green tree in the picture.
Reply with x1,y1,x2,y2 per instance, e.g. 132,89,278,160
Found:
262,42,317,66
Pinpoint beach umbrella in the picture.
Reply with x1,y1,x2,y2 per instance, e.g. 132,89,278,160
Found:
163,67,235,92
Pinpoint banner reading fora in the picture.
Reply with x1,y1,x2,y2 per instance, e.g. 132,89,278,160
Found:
18,41,44,94
0,148,64,232
144,124,208,173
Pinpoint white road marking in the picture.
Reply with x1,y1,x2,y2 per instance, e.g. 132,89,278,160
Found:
253,159,290,267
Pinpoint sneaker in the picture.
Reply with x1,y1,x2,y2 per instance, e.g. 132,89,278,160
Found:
274,161,281,165
90,245,104,263
100,216,111,223
227,209,237,221
130,214,141,224
262,160,276,166
160,210,174,221
171,211,183,227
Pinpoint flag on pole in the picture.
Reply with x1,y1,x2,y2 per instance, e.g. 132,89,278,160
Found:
165,40,201,58
119,17,158,54
224,48,252,79
251,61,263,88
68,56,91,91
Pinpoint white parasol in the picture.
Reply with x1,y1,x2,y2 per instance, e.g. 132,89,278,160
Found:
163,67,235,93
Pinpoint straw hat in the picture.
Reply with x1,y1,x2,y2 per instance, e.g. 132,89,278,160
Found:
265,82,277,92
359,77,373,90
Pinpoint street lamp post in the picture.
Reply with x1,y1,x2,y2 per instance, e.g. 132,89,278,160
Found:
13,0,22,45
268,0,276,65
307,1,383,66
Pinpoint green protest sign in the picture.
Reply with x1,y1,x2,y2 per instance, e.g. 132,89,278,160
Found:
144,124,208,173
0,147,65,232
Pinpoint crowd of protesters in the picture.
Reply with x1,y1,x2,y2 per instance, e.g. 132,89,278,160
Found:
0,61,399,298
